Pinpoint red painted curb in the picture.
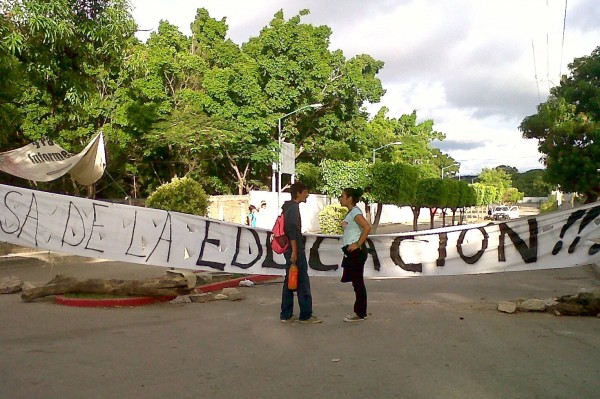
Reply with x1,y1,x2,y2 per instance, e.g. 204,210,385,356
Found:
53,274,280,306
55,295,175,308
195,274,279,293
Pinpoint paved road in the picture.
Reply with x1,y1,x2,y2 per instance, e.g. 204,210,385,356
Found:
1,251,599,399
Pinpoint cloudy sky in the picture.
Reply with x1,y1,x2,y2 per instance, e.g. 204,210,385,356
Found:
130,0,600,175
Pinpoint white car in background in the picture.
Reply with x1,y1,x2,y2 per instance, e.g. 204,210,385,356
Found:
492,205,520,220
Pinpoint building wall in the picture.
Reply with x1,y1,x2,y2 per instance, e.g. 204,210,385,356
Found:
207,195,250,225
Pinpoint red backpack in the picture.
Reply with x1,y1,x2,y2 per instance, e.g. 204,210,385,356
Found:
271,211,289,254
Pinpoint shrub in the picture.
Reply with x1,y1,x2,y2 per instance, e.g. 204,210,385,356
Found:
539,196,558,214
318,204,347,235
145,177,210,217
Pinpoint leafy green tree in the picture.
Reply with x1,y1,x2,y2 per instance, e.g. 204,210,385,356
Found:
1,0,136,143
319,158,372,225
242,9,385,174
0,16,23,149
442,179,461,226
0,0,137,196
496,165,518,176
371,162,419,231
478,168,514,203
471,183,497,206
190,8,242,68
511,169,552,197
320,159,370,198
296,162,323,192
366,107,444,177
457,181,477,224
520,46,600,201
502,187,524,204
417,178,448,229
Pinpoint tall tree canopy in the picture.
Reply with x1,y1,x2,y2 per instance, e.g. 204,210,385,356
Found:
520,46,600,201
0,3,460,203
0,0,136,144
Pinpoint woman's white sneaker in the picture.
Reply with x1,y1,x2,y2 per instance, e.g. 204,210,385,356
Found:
343,314,366,322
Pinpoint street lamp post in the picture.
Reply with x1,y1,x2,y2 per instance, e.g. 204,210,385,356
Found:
372,141,402,163
274,103,323,205
441,163,460,179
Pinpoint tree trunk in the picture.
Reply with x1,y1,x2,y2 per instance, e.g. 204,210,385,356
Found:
21,274,194,302
364,201,372,228
429,208,437,229
411,206,421,231
371,202,384,233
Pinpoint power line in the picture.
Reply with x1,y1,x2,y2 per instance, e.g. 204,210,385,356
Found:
559,0,568,80
545,0,551,93
531,40,542,103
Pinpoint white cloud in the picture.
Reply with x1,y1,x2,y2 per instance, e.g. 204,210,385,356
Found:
130,0,599,175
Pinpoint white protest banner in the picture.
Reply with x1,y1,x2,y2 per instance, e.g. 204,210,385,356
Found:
1,183,599,277
0,133,106,185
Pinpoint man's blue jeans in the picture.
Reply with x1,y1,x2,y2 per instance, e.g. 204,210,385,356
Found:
280,250,313,321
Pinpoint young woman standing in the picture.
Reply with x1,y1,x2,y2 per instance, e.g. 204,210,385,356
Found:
339,187,371,322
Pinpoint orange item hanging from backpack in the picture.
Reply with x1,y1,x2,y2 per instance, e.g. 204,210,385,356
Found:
288,263,298,291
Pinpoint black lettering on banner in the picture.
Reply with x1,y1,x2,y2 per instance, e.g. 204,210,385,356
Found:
365,238,381,271
146,212,172,262
457,227,488,264
232,227,262,269
61,201,86,247
196,220,226,271
308,236,339,272
584,206,600,255
567,205,600,254
436,232,448,267
390,235,423,273
1,191,21,234
261,232,287,269
125,210,145,258
84,202,108,253
498,219,538,263
16,193,39,246
552,209,585,255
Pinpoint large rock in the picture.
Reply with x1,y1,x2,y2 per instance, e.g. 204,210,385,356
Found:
221,287,246,301
518,299,547,312
497,301,517,313
189,293,214,303
0,276,22,294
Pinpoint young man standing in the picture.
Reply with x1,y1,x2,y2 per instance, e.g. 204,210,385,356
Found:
280,181,322,324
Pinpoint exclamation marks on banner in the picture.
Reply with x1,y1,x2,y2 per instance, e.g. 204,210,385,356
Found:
552,206,600,255
552,209,585,255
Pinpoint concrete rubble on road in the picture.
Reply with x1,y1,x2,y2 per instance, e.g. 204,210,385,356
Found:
497,288,600,317
0,276,22,294
174,287,246,304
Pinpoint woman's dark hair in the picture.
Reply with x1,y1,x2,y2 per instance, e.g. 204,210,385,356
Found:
249,205,257,212
343,187,364,204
